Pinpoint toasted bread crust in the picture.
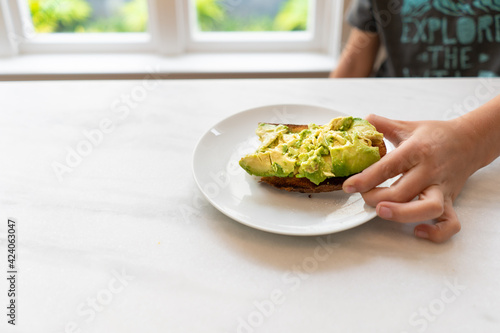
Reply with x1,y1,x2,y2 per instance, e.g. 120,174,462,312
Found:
258,122,386,193
260,176,348,193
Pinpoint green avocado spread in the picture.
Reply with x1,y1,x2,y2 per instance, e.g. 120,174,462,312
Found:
239,117,384,185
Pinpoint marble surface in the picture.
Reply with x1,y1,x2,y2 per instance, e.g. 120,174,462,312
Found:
0,78,499,333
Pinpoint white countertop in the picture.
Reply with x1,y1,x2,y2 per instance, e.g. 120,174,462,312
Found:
1,78,499,333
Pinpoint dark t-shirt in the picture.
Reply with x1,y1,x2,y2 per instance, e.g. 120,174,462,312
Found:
347,0,500,77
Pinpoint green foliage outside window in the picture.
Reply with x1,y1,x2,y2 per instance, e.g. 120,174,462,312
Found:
28,0,307,34
29,0,92,33
273,0,309,31
28,0,147,33
195,0,310,32
83,0,148,33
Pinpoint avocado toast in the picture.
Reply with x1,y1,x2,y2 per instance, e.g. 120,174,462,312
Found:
239,117,386,193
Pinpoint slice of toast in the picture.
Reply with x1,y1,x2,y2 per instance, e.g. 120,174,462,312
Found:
259,123,386,193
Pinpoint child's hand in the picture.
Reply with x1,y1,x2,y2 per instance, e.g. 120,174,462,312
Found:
343,114,482,243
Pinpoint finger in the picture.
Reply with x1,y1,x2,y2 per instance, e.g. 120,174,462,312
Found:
413,199,461,243
374,185,445,223
365,114,410,144
343,140,416,193
362,167,431,206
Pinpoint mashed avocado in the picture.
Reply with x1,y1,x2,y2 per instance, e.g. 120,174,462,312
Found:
239,117,384,185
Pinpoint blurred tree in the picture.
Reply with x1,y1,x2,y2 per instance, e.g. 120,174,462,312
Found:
85,0,148,32
273,0,309,31
29,0,92,33
195,0,308,32
29,0,305,34
119,0,148,32
195,0,226,31
29,0,147,33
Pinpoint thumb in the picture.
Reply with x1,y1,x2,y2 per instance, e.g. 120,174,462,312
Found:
366,114,409,146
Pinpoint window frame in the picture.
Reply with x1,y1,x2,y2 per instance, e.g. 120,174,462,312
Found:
0,0,19,56
182,0,343,54
0,0,343,75
3,0,161,54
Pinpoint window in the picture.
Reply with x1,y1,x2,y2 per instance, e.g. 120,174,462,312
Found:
2,0,154,53
184,0,321,52
0,0,343,77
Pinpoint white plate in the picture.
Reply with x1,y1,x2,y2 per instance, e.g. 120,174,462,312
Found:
192,104,395,236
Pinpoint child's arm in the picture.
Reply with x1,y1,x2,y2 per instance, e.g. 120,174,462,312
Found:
330,27,380,78
343,95,500,243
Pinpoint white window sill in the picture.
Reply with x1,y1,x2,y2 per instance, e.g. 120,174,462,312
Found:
0,52,335,80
